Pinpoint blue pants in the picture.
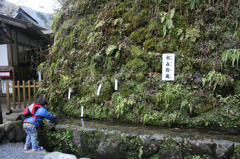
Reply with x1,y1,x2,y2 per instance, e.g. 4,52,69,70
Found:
23,124,39,149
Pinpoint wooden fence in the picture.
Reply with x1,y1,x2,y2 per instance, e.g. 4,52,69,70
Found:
5,80,40,113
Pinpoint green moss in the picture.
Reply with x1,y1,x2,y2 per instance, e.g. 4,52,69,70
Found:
136,72,145,82
233,144,240,159
122,7,134,23
119,135,144,159
194,104,214,116
108,35,122,45
125,58,147,73
132,9,149,28
79,129,99,157
156,42,165,53
113,2,127,16
174,13,188,28
129,27,148,45
38,125,76,153
94,78,113,104
123,23,133,36
131,45,144,58
143,38,157,51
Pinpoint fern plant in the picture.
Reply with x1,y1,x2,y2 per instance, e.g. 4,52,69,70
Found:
202,71,230,91
222,49,240,66
112,94,135,119
156,83,183,109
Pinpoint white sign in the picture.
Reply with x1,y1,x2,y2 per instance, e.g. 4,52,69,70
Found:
68,88,72,99
38,71,42,81
115,79,118,90
81,106,84,118
1,79,12,93
0,72,10,77
97,84,102,96
162,54,175,81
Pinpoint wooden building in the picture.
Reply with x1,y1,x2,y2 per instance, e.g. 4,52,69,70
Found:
0,8,51,94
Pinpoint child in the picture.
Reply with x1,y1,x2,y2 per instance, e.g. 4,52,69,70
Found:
23,98,56,151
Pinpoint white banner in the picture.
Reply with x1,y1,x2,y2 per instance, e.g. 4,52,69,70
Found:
162,54,175,81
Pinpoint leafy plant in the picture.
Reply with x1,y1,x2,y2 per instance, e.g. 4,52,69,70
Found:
202,71,230,91
156,83,183,109
95,20,105,30
185,26,200,42
160,9,175,37
106,45,117,55
222,49,240,66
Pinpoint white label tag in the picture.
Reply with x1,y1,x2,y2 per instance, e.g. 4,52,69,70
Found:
68,88,72,99
115,79,118,90
97,84,102,96
162,53,175,81
38,71,42,81
81,106,84,118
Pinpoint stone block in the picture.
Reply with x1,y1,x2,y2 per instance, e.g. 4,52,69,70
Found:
44,151,77,159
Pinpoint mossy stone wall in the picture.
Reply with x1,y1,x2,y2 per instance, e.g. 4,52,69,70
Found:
39,0,240,130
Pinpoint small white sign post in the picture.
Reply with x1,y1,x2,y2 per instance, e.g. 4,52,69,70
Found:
115,79,118,90
38,71,42,81
81,106,84,118
97,84,102,96
68,88,72,99
162,53,175,81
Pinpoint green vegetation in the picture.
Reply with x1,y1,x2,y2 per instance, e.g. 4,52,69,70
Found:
38,0,240,131
38,125,76,152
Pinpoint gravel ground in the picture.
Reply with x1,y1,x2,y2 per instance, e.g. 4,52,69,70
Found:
0,142,49,159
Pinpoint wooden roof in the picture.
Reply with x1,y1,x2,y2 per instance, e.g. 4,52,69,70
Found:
0,14,50,43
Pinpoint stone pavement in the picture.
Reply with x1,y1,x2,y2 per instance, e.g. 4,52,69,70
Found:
0,142,89,159
0,97,90,159
0,96,25,122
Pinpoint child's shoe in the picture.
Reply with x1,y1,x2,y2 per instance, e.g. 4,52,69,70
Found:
24,145,32,151
32,146,44,151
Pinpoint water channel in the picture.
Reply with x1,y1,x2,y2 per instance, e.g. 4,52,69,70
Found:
58,117,240,143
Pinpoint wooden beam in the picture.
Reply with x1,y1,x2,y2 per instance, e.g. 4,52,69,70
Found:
0,15,27,29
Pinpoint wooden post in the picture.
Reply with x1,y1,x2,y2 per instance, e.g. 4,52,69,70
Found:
12,81,16,109
28,80,31,105
6,81,10,113
17,81,21,108
23,80,26,108
33,80,36,103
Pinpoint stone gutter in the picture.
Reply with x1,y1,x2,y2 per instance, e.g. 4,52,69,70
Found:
1,120,239,159
37,122,240,159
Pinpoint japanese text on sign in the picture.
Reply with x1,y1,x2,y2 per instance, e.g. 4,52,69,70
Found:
162,54,175,81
